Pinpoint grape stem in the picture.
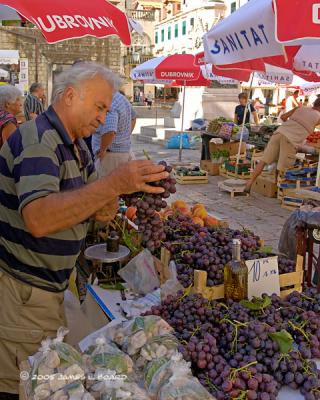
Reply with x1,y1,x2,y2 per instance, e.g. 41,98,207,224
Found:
204,374,219,392
220,318,248,353
177,285,192,302
288,320,310,342
230,361,257,381
190,324,201,338
301,293,316,303
143,149,151,160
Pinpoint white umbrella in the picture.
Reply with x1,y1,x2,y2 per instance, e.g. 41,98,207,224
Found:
0,68,9,78
203,0,283,66
0,4,20,20
128,18,144,36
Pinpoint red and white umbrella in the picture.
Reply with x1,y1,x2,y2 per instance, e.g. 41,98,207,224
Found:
273,0,320,45
131,54,200,82
203,0,320,76
0,0,131,45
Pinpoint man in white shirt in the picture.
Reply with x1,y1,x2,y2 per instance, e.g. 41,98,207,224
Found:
285,90,300,112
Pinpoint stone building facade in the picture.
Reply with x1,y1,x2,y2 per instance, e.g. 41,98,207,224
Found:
0,25,122,101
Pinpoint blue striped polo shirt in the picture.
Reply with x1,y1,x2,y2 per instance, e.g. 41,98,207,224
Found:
0,105,97,292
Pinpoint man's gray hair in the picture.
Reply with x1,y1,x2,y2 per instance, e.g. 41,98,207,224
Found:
51,62,121,104
30,82,43,93
0,85,21,110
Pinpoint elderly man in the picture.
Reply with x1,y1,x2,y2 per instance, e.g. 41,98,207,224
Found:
92,90,137,177
0,62,168,397
23,82,45,120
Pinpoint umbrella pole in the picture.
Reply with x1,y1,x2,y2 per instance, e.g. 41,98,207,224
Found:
235,72,255,174
179,81,187,162
316,152,320,187
155,101,158,127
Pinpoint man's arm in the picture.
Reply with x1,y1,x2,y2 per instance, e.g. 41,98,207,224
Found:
22,160,169,237
252,111,259,124
131,118,137,133
2,122,17,142
97,132,115,160
281,107,298,122
97,107,118,159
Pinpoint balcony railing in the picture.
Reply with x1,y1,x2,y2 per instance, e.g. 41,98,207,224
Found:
127,9,156,21
124,54,153,66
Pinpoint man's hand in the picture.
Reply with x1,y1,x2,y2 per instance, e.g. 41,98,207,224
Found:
97,149,107,161
95,198,119,222
108,160,169,195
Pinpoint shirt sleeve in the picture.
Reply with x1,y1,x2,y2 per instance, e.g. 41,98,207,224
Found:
98,108,119,135
23,97,31,119
131,107,137,120
13,143,60,213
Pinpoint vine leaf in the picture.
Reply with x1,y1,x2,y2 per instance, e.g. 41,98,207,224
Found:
240,297,271,311
269,330,293,354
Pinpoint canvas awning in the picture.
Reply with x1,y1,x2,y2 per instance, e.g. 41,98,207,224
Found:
0,50,19,64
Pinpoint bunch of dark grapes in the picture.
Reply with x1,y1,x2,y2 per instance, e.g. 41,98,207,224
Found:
278,256,296,274
164,217,262,288
287,289,320,313
145,290,320,399
122,161,176,252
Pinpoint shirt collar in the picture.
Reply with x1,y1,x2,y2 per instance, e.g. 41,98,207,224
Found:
44,105,73,146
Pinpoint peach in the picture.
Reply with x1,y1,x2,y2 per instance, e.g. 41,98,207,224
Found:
172,200,188,210
193,207,208,220
192,216,205,227
205,216,220,227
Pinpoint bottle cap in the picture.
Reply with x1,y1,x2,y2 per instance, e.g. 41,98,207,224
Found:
232,238,241,245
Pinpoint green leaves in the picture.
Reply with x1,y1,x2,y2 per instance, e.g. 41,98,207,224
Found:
269,330,294,354
240,297,271,311
259,246,274,254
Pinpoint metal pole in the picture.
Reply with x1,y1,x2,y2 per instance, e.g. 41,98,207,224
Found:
155,100,158,127
316,152,320,187
179,81,186,162
235,72,255,174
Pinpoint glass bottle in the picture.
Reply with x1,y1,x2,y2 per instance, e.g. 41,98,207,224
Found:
224,239,248,301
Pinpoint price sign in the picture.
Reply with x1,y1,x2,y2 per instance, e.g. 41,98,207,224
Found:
246,256,280,299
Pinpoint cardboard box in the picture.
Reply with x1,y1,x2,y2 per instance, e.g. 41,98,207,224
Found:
252,176,278,198
200,160,221,176
209,141,246,157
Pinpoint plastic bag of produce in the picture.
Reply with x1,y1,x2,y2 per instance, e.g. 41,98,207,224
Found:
279,208,320,260
87,369,150,400
85,337,133,375
118,249,160,295
47,381,94,400
144,351,192,398
235,126,249,141
160,261,184,301
166,134,190,150
158,375,214,400
30,327,85,394
136,334,179,368
112,316,173,356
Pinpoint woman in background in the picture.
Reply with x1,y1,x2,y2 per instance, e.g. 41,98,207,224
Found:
0,85,21,148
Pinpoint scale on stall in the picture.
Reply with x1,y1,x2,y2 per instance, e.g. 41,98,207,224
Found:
218,178,249,198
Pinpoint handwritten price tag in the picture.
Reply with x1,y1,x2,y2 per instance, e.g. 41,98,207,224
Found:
246,256,280,299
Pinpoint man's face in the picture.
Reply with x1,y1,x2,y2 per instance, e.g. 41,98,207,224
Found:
68,76,113,139
37,87,45,99
239,97,247,106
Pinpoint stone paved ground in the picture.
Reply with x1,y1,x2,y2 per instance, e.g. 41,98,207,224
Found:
131,138,291,251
